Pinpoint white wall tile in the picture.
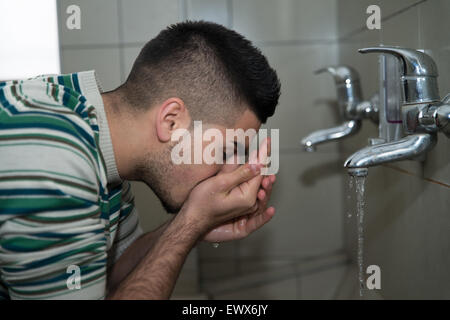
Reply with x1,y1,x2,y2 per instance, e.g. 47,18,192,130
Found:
199,260,239,281
299,264,347,299
232,0,338,42
186,0,229,27
237,152,344,259
424,136,450,186
58,0,119,46
419,0,450,50
173,249,201,295
198,240,238,260
261,44,340,151
122,46,142,82
337,0,379,38
60,47,121,91
362,167,450,299
214,277,298,299
130,181,170,232
380,5,420,48
337,0,418,39
378,0,420,18
120,0,181,43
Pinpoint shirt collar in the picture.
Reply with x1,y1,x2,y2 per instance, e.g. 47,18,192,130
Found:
77,70,122,186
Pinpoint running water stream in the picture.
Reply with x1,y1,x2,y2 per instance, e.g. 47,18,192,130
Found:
348,168,368,297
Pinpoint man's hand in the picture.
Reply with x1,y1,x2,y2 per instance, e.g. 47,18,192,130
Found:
179,161,265,236
179,137,276,239
202,174,276,242
202,137,276,242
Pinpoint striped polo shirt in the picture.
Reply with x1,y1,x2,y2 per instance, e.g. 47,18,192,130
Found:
0,70,143,299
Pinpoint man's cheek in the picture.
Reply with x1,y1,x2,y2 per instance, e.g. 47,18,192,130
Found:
189,165,221,188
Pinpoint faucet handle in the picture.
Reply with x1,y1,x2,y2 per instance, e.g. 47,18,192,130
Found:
314,65,360,84
315,65,363,117
359,46,440,103
359,46,438,77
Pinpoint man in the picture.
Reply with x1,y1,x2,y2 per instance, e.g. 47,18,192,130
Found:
0,21,280,299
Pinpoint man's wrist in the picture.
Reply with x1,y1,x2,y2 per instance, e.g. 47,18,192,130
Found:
170,207,205,246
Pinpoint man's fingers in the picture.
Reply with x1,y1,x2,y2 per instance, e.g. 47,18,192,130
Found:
219,163,262,192
262,177,271,190
246,206,275,234
257,189,266,201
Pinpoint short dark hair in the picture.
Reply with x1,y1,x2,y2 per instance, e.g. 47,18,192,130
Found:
120,20,281,124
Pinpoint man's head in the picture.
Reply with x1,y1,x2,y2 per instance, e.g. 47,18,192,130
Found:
109,21,280,213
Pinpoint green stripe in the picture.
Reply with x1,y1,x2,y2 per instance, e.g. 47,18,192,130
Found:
9,275,106,299
0,142,98,177
0,169,96,186
25,207,100,223
0,196,89,211
0,236,78,251
0,175,97,196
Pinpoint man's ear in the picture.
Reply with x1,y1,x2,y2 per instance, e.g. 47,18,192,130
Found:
155,97,191,142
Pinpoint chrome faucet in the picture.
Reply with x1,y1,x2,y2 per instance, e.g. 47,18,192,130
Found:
344,46,450,173
301,66,379,151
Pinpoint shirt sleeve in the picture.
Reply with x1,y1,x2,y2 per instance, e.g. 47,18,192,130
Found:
0,176,109,300
0,100,108,299
107,181,143,268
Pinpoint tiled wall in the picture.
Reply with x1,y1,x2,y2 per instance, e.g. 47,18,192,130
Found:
337,0,450,299
192,0,353,299
58,0,450,300
58,0,350,299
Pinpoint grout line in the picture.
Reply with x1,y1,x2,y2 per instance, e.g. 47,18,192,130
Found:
61,39,340,51
256,38,339,47
180,0,188,21
61,42,147,50
200,249,347,264
227,0,233,29
117,0,125,83
279,147,341,155
55,0,63,73
383,163,450,188
332,263,355,299
339,0,429,41
205,259,348,296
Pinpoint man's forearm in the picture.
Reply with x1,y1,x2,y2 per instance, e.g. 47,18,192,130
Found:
107,218,172,293
106,211,200,299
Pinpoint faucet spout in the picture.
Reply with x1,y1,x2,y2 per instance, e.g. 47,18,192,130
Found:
301,120,361,151
344,133,436,168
